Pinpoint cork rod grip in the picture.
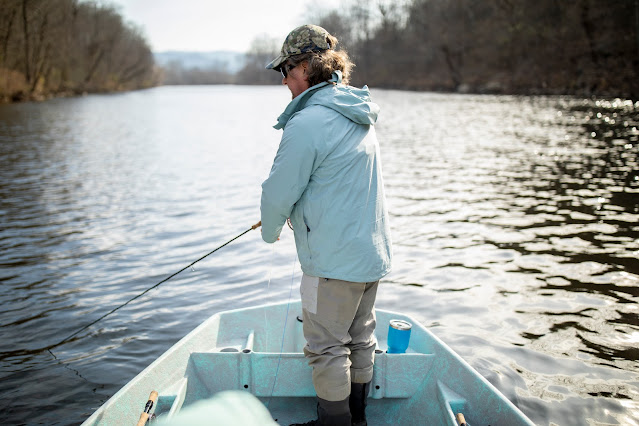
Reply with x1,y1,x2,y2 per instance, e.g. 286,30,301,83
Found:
456,413,467,426
136,391,158,426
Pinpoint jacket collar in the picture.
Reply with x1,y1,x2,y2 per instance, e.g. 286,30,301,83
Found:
273,71,342,130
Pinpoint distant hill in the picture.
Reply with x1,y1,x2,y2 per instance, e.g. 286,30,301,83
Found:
154,51,247,74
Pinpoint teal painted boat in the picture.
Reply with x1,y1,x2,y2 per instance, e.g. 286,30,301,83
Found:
82,301,534,425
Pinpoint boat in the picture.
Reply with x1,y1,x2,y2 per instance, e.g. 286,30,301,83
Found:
82,301,534,425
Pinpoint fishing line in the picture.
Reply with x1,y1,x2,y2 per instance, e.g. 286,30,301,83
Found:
266,243,275,290
261,244,274,357
263,244,276,354
266,249,298,409
49,221,262,352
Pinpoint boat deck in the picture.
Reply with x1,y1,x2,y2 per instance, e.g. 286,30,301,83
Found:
83,302,534,426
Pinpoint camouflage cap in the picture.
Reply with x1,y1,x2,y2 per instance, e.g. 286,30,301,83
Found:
266,25,333,70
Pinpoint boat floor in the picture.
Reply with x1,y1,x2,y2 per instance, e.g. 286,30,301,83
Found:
261,396,318,424
261,397,432,425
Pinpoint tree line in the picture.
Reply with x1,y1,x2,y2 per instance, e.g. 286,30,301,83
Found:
161,35,282,87
1,0,636,102
318,0,638,97
239,0,639,99
0,0,157,103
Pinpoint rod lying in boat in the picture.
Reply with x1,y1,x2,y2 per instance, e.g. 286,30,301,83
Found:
83,301,534,425
136,391,158,426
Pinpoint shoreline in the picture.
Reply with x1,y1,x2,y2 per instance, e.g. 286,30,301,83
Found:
1,83,636,105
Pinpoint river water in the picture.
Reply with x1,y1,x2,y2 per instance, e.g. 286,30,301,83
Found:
0,86,637,425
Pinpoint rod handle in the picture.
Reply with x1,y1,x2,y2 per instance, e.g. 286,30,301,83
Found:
456,413,467,426
251,221,262,230
136,391,158,426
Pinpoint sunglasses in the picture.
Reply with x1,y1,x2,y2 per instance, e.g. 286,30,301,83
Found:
280,62,295,78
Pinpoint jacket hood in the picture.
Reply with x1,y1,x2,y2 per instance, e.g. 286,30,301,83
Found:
274,71,380,130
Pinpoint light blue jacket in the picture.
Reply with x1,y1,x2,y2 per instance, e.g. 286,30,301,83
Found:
261,72,392,282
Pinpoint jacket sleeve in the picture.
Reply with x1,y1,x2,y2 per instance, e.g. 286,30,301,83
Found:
260,117,316,243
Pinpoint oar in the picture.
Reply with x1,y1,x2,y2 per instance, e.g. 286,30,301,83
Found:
456,413,467,426
136,390,158,426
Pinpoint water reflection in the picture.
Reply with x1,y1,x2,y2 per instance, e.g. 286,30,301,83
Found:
484,99,639,373
374,91,638,424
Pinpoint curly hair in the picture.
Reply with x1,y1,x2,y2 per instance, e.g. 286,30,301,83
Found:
287,35,355,86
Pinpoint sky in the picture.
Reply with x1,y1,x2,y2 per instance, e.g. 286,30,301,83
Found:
107,0,344,53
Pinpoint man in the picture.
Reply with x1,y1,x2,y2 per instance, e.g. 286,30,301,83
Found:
260,25,392,426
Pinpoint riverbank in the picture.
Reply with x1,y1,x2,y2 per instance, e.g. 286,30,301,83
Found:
0,86,154,104
0,67,159,104
1,79,635,105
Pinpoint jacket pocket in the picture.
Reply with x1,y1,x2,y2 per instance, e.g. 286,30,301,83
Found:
303,215,312,260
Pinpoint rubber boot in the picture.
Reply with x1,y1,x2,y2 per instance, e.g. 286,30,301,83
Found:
349,382,370,426
290,396,351,426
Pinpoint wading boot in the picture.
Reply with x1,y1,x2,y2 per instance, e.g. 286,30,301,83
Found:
289,396,351,426
349,382,370,426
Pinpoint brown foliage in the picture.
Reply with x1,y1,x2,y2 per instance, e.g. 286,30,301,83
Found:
313,0,639,98
0,67,28,102
0,0,157,103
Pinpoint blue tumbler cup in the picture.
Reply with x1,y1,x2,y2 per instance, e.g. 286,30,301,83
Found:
387,319,412,353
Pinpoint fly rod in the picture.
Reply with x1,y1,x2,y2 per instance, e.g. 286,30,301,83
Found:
51,221,262,350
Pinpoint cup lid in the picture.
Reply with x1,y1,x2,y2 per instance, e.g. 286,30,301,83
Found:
390,319,412,330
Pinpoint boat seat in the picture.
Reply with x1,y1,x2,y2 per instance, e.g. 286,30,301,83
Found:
187,350,435,399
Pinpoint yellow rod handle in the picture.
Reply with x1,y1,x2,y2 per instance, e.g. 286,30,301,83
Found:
136,391,158,426
456,413,467,426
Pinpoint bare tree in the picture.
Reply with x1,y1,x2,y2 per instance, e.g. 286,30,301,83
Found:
0,0,156,102
236,34,281,85
319,0,638,97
